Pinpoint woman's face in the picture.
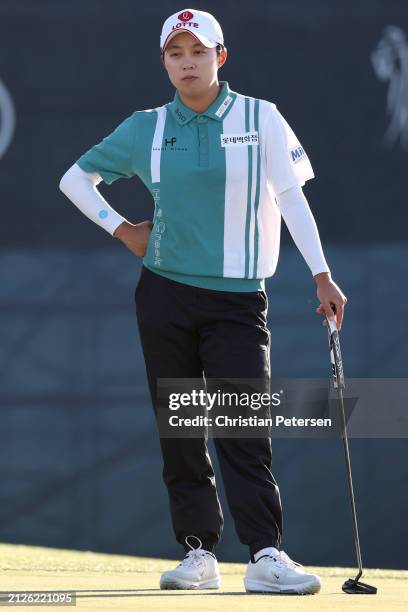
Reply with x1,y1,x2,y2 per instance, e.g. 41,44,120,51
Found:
162,32,226,96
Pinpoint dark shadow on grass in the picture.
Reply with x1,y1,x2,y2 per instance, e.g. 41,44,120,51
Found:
75,589,318,598
75,590,245,597
0,589,322,601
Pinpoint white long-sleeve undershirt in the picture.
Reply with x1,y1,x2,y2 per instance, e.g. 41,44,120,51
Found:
276,184,331,277
59,163,128,236
59,164,330,277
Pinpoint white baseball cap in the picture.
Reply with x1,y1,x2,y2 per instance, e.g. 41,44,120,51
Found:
160,8,224,52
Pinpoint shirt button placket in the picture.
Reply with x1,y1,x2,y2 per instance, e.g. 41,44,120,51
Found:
197,115,209,167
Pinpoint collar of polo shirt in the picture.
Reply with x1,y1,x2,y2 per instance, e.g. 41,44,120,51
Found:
168,81,237,125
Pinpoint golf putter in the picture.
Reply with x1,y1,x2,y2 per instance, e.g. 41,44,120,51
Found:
326,309,377,595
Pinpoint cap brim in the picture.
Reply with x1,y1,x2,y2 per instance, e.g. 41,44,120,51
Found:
162,30,218,51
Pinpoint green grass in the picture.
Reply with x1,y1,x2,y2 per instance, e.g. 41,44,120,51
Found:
0,544,407,610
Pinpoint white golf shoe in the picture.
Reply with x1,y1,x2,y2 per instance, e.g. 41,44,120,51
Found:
160,536,221,590
244,550,322,595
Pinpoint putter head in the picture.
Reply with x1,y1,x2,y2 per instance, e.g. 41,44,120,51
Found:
342,578,377,594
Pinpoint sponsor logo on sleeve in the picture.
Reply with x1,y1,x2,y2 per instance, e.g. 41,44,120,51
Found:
290,145,306,163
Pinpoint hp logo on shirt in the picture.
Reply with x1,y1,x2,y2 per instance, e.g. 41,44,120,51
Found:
165,137,177,147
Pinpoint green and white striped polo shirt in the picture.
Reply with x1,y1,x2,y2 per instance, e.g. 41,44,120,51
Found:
76,81,314,291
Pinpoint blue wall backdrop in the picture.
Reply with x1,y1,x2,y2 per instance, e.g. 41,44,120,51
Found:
0,0,407,569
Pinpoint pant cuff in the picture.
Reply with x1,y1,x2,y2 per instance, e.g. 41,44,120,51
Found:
181,536,218,554
249,540,280,563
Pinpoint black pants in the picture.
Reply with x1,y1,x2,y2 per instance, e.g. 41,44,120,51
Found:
135,265,282,559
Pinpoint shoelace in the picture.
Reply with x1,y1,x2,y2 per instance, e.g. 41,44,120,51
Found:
178,548,208,569
266,550,303,569
178,535,209,570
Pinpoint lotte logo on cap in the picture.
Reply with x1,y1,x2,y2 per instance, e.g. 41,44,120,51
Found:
178,11,193,22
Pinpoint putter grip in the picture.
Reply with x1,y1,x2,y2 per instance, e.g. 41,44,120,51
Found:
326,316,337,334
326,303,337,333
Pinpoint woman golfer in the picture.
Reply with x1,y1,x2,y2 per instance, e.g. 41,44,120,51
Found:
60,8,347,595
